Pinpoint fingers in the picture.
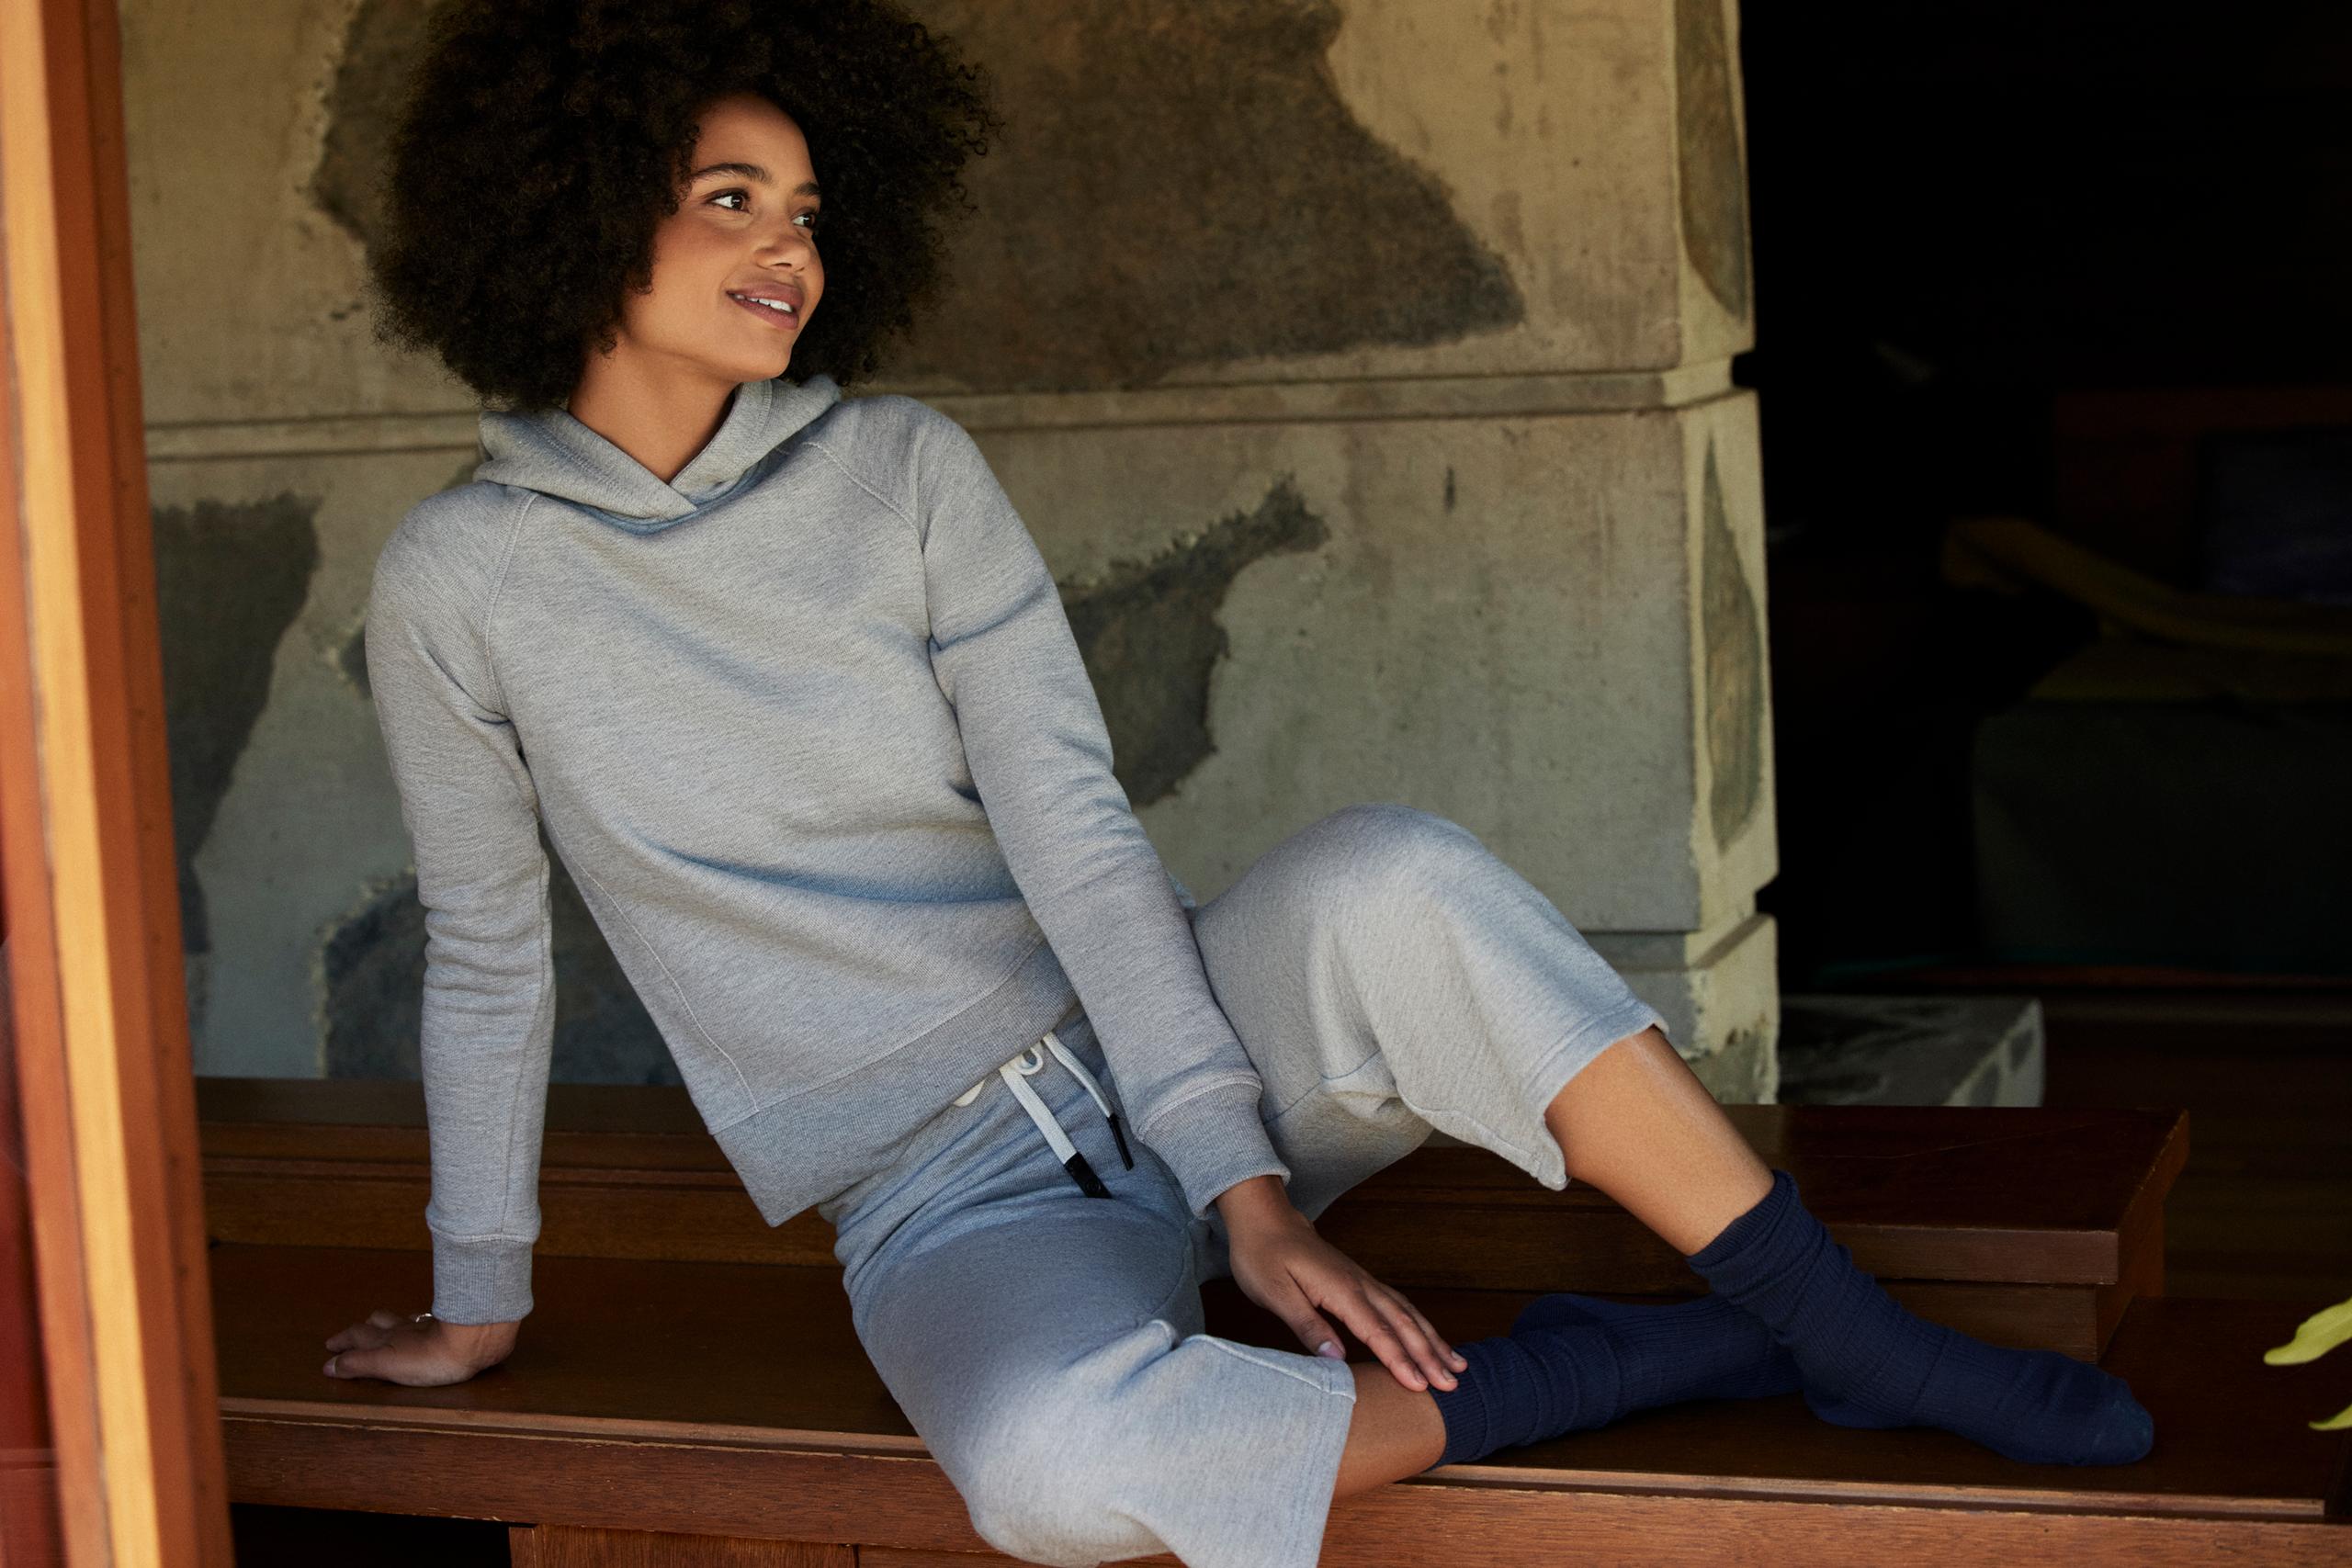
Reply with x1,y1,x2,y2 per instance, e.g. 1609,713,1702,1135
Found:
323,1329,458,1387
323,1344,385,1380
1281,1300,1347,1363
1328,1284,1454,1393
1228,1227,1471,1394
324,1313,401,1353
322,1340,443,1386
1385,1287,1468,1376
324,1308,432,1381
1368,1287,1462,1390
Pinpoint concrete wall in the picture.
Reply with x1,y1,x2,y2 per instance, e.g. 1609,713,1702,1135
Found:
135,0,1776,1100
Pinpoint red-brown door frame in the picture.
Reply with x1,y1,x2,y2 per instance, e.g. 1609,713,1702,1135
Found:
0,0,235,1561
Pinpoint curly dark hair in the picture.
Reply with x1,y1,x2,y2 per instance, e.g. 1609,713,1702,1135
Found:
366,0,1002,411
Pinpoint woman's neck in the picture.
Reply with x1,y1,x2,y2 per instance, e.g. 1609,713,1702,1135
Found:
565,353,741,484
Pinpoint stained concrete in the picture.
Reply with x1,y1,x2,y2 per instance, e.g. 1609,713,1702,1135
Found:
1067,476,1329,807
1676,0,1751,318
164,448,478,1077
120,0,478,428
1701,438,1765,848
310,0,432,258
1689,1016,1776,1101
308,0,1528,392
119,0,1757,433
1607,910,1779,1098
1775,996,2046,1109
890,0,1522,390
983,391,1775,939
151,492,322,1043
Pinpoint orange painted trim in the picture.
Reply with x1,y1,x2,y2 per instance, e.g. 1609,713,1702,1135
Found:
0,0,232,1562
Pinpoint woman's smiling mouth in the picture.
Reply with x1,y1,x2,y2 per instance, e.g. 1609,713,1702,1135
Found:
728,290,801,329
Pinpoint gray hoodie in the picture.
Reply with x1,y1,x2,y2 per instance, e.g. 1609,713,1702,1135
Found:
364,373,1290,1324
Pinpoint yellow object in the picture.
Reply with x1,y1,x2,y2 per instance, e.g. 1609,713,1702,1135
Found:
2263,1297,2352,1366
2262,1293,2352,1431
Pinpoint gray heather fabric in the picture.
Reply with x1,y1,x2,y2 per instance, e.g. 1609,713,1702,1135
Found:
364,373,1291,1324
826,802,1667,1568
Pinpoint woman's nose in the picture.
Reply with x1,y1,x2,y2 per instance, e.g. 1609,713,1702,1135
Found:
761,225,816,270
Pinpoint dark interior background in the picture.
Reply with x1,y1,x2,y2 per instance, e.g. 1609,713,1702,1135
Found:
1735,0,2352,987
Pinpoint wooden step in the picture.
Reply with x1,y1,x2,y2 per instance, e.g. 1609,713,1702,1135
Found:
211,1243,2352,1563
198,1077,2188,1359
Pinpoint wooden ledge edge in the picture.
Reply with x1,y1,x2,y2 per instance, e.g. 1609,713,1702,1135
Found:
217,1397,929,1456
1414,1461,2335,1522
220,1398,2335,1523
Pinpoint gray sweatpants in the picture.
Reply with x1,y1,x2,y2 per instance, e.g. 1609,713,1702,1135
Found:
816,804,1664,1568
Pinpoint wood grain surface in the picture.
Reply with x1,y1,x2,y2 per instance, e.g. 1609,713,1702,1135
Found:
198,1080,2188,1290
214,1245,2349,1521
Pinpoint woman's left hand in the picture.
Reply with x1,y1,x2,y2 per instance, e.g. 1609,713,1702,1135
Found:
1221,1185,1466,1393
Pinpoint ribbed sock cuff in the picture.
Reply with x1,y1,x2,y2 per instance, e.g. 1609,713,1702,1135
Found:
1687,1167,1800,1274
1429,1336,1514,1466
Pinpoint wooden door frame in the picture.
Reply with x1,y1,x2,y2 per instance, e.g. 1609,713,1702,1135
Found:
0,0,235,1562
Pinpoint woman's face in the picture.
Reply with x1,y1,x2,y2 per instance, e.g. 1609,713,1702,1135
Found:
604,92,826,389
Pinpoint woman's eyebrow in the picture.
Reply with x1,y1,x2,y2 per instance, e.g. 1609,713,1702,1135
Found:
688,161,820,197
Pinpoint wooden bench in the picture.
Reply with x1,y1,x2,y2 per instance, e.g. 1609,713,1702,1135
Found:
200,1080,2352,1564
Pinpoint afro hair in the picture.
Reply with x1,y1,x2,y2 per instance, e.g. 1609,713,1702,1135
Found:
366,0,1002,412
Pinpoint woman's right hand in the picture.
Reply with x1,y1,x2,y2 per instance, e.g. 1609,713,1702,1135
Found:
322,1307,519,1387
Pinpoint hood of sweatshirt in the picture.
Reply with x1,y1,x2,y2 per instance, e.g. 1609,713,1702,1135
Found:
473,372,844,530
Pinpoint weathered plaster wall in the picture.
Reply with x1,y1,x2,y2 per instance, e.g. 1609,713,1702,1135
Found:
899,0,1755,386
125,0,1753,423
958,394,1773,934
872,0,1526,389
1062,478,1334,808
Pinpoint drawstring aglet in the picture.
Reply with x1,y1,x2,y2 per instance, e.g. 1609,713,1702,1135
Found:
986,1029,1130,1199
1065,1150,1114,1200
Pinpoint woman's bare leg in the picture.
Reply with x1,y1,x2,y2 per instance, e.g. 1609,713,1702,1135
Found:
1327,1013,2153,1497
1332,1364,1447,1498
1537,1025,1772,1253
1326,1023,1765,1499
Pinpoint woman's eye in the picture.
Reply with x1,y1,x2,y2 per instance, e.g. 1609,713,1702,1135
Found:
707,191,816,233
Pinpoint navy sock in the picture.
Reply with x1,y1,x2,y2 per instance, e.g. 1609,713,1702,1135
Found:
1428,1288,1804,1467
1512,1291,1804,1405
1686,1168,2155,1466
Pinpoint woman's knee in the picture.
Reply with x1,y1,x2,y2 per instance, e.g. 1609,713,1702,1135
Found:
1195,802,1512,994
1305,801,1495,913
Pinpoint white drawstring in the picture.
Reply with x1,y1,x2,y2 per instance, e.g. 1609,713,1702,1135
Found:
953,1029,1135,1198
1042,1031,1118,1120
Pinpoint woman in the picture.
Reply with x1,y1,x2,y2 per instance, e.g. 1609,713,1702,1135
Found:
326,4,2154,1564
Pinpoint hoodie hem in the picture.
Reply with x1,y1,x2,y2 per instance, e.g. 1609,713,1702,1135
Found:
710,937,1084,1225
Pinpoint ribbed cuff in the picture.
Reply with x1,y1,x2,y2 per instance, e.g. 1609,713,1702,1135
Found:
1138,1077,1293,1219
430,1235,535,1325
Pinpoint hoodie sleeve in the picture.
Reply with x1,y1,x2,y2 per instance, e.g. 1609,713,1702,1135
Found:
364,499,555,1324
911,414,1292,1218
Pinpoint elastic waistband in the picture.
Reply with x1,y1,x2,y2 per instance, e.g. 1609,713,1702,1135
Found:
958,1029,1135,1199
